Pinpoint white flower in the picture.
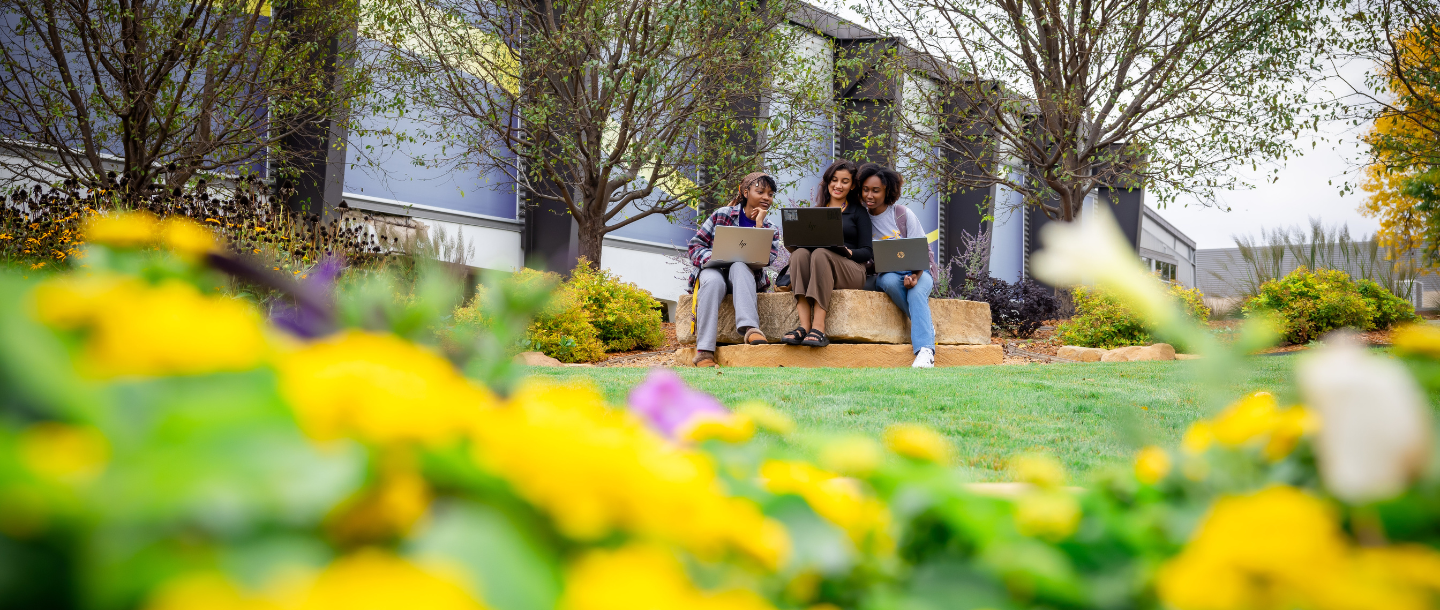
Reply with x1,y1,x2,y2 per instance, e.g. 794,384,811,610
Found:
1297,334,1433,504
1029,204,1175,326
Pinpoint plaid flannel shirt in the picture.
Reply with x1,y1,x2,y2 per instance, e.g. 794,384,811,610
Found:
686,205,783,293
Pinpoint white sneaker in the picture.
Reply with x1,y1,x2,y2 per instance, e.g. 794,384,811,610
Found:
911,347,935,368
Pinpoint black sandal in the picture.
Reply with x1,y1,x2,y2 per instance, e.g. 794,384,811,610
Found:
801,328,830,347
781,326,808,346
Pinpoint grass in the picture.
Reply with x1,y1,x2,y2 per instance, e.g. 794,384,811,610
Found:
530,357,1299,481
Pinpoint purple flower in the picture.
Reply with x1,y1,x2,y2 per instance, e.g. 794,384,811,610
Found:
628,368,727,439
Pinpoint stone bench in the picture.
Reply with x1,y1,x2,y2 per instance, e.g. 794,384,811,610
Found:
676,290,992,346
674,344,1003,368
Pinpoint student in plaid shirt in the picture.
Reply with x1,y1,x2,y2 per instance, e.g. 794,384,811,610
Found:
686,172,783,367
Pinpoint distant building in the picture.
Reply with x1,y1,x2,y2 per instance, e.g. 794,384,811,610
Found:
1196,245,1438,313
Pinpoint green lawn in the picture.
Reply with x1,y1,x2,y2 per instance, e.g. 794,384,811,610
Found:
530,357,1298,481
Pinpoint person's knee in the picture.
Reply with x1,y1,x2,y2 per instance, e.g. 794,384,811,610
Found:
698,270,724,293
876,272,902,291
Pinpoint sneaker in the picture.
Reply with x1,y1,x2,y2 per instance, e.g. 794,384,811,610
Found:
911,347,935,368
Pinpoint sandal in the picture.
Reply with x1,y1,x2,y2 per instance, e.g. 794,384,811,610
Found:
744,328,768,345
801,328,830,348
693,350,717,367
781,326,808,346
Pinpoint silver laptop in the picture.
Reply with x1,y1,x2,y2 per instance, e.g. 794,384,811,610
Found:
873,237,929,273
706,226,774,268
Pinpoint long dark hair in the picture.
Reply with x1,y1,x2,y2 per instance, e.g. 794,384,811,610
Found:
813,159,861,207
855,163,903,208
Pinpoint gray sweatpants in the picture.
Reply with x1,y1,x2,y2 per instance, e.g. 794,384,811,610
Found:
695,262,760,352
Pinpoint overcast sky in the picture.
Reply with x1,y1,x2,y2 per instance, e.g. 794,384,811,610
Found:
814,1,1384,250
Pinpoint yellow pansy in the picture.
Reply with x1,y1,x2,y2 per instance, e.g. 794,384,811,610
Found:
760,460,891,554
160,216,220,258
1263,407,1320,461
471,380,788,569
736,402,796,436
85,211,159,248
18,423,109,484
326,466,431,545
818,436,883,477
1134,445,1172,485
562,545,776,610
1181,421,1215,455
1014,490,1081,541
883,423,952,464
1009,454,1065,489
682,413,756,444
1211,392,1281,447
145,549,486,610
1392,323,1440,358
33,276,268,378
277,331,495,446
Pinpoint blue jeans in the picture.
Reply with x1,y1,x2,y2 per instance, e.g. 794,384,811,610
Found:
876,271,935,353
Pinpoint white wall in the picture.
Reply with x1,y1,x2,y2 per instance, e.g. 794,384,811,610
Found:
421,219,522,272
600,242,689,316
989,181,1026,282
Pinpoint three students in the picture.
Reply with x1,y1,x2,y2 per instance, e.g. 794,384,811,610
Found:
685,162,934,366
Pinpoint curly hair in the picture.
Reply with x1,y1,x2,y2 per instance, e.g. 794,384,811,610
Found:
856,163,902,208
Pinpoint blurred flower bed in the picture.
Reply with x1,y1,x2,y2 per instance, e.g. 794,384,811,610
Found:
2,211,1440,610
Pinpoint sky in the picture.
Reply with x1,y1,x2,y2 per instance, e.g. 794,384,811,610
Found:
814,0,1385,251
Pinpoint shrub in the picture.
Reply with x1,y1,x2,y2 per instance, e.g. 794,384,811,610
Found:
1243,267,1374,344
458,268,606,363
962,276,1059,338
1055,286,1153,348
569,258,665,351
1056,283,1211,349
1356,278,1420,330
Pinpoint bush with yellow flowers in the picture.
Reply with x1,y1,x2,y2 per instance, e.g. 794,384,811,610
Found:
4,210,1440,610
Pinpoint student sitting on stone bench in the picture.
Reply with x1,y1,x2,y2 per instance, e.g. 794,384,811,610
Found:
685,172,783,367
859,163,937,369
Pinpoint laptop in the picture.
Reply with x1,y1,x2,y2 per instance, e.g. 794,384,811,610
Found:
873,237,930,273
706,226,774,268
780,207,843,248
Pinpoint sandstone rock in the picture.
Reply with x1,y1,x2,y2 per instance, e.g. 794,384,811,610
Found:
1176,354,1202,360
1057,346,1107,362
1100,343,1176,362
676,290,991,346
673,343,1003,368
516,351,563,366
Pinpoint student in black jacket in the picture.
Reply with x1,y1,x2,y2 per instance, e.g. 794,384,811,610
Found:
781,159,873,347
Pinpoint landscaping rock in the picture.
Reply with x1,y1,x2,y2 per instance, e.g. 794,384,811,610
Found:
516,351,563,367
1100,343,1177,362
1176,354,1202,360
673,343,1003,368
675,290,991,346
1057,346,1106,362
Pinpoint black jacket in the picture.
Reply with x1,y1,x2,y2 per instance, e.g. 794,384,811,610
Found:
831,202,873,264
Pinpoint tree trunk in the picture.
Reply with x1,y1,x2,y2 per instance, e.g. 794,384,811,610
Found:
576,218,605,270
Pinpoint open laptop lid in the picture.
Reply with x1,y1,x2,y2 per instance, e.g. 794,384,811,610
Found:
706,226,774,268
873,237,930,273
780,207,843,248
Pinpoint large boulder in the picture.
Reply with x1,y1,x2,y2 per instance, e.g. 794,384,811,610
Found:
673,344,1003,368
1057,346,1106,362
515,351,563,366
676,290,991,346
1100,343,1177,362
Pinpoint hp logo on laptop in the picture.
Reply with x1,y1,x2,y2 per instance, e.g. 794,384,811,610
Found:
739,240,747,248
897,251,905,259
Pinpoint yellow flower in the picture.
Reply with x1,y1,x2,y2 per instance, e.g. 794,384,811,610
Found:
1134,445,1172,485
277,331,495,446
326,466,431,545
470,380,788,569
883,423,952,464
32,276,268,378
1014,490,1081,541
562,545,776,610
85,211,158,248
818,436,883,477
160,216,219,258
145,549,486,610
1392,323,1440,358
1158,486,1349,610
1211,392,1281,447
760,460,891,554
736,401,795,436
1263,407,1320,461
682,413,756,444
1009,454,1065,489
1181,421,1214,455
19,423,109,484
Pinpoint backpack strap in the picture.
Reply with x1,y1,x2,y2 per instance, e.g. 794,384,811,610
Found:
893,204,909,238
